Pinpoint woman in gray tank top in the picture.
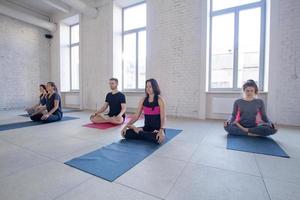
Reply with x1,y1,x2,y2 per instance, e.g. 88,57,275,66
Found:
224,80,278,136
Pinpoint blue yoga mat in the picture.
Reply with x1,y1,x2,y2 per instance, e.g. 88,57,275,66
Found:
65,128,183,181
227,134,289,158
19,109,81,117
18,114,31,117
0,116,79,132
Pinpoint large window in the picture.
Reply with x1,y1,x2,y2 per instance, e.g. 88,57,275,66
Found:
122,2,146,90
70,24,80,91
209,0,266,90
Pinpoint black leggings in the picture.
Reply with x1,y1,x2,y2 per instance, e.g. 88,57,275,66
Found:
124,128,159,143
30,113,62,123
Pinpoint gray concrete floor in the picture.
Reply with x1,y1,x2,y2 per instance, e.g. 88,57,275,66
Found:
0,109,299,200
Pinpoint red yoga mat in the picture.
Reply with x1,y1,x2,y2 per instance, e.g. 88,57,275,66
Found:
83,115,143,130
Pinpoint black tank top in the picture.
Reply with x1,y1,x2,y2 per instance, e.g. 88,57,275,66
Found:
143,95,161,131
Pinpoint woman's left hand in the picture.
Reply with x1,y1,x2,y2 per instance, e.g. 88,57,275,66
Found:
224,120,230,128
41,114,50,120
155,129,165,144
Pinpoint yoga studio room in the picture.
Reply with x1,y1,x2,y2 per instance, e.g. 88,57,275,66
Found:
0,0,300,199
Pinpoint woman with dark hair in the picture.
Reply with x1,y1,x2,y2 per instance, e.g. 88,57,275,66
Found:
30,82,63,123
121,78,166,144
224,80,277,136
25,84,48,116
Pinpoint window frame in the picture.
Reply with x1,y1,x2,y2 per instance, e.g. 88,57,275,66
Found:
122,1,146,92
208,0,266,91
69,23,80,92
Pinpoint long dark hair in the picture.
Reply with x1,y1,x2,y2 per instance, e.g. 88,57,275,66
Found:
145,79,161,110
243,79,258,94
39,84,47,98
40,84,46,91
47,81,58,93
145,78,161,97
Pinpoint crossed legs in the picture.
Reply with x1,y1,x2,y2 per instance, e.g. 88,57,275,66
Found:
225,122,277,137
90,113,124,125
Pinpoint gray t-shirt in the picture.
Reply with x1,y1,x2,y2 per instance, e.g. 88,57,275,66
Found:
229,98,270,127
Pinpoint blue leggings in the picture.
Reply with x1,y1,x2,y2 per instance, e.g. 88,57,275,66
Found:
30,113,62,123
225,123,277,136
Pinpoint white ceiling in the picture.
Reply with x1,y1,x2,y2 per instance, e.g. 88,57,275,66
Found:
114,0,144,7
1,0,144,20
3,0,104,18
62,14,79,25
6,0,62,17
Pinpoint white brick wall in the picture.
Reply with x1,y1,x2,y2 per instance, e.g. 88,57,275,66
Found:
80,0,114,110
0,14,50,110
147,0,206,119
268,0,300,126
50,0,114,110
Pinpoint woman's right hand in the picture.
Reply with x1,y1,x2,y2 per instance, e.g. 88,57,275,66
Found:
224,120,230,128
121,126,128,138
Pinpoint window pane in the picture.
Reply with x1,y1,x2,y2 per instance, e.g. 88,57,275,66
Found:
138,31,146,89
238,8,261,88
123,33,136,89
71,45,79,90
212,0,260,11
124,3,146,31
211,13,234,88
71,24,79,44
60,45,71,92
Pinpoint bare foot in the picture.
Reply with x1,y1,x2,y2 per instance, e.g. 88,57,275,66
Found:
127,125,142,134
109,116,124,125
247,132,260,137
234,122,249,133
99,113,109,120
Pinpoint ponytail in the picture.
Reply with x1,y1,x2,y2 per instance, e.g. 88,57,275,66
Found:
47,82,58,93
242,79,258,94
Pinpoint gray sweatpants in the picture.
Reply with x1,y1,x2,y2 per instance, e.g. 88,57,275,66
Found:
225,123,277,136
